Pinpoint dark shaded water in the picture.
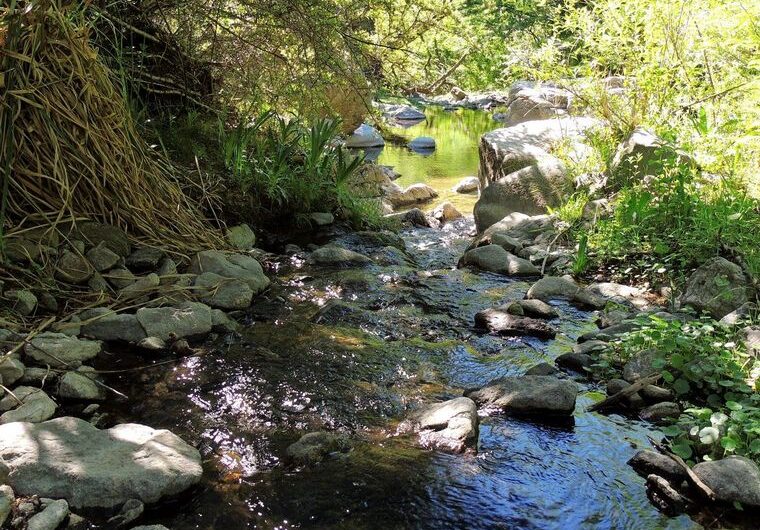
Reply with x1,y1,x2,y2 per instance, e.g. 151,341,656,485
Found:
101,220,699,530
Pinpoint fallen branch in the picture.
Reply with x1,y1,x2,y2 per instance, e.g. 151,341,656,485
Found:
647,436,716,502
586,374,661,412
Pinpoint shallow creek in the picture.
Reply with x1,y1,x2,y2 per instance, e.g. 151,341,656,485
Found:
101,106,700,529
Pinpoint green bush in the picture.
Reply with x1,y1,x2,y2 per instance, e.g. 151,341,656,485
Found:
599,314,760,463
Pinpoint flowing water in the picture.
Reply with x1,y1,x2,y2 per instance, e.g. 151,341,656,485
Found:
100,106,703,529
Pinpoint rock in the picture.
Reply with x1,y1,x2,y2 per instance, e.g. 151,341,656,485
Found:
309,212,335,226
67,513,89,529
384,104,426,121
623,349,659,383
286,431,351,465
490,233,523,253
0,387,57,424
55,250,94,285
225,224,256,250
416,397,478,454
742,325,760,357
210,309,239,333
86,243,121,272
384,208,434,228
308,245,372,266
125,248,166,272
80,309,147,343
136,302,213,342
573,340,609,356
461,245,539,276
87,272,110,293
408,136,436,152
470,213,556,249
75,222,131,257
0,485,13,527
475,159,568,231
137,336,168,352
506,299,558,319
131,526,170,530
466,376,577,416
609,128,696,188
582,198,613,221
692,456,760,507
680,257,751,318
27,499,69,530
504,90,565,126
450,86,467,101
3,237,44,263
0,417,202,509
432,202,462,223
58,369,104,401
107,498,144,527
475,308,556,339
24,333,101,368
646,473,690,515
193,272,253,310
156,258,178,284
640,385,673,403
572,282,644,310
453,176,479,194
525,363,559,376
720,302,757,326
6,289,37,316
526,276,580,301
20,367,58,386
345,124,384,148
555,352,592,373
386,183,439,208
104,268,136,289
628,450,688,483
639,402,680,423
118,273,160,301
475,117,599,231
0,357,25,386
188,251,270,294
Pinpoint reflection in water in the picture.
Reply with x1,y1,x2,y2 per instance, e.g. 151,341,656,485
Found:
375,105,499,213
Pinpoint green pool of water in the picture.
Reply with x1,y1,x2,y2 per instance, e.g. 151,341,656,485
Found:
375,105,499,214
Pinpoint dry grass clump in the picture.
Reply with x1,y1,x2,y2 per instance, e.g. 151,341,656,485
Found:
0,1,224,255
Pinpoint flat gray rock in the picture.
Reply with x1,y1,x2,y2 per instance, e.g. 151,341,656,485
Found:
0,416,203,509
475,308,556,339
308,245,372,266
189,250,270,294
80,309,147,343
136,302,213,342
24,333,101,369
466,376,577,416
194,272,253,310
27,499,69,530
526,276,580,301
0,386,57,424
461,245,539,276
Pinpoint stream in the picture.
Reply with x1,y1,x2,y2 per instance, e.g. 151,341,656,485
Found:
100,106,700,529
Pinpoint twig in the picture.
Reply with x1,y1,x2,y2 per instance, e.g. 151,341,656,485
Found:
586,374,661,412
647,436,716,501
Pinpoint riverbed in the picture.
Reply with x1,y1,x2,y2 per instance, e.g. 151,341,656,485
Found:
98,106,702,529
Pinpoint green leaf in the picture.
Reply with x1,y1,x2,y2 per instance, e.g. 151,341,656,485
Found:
670,353,685,369
720,436,739,452
662,370,675,383
750,439,760,453
718,379,736,388
671,441,693,460
673,378,691,395
660,425,682,437
725,401,743,411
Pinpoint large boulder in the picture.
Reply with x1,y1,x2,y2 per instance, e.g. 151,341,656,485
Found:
503,87,569,126
408,136,436,152
680,257,751,318
608,128,696,189
453,176,479,194
416,397,479,454
193,272,254,310
461,245,539,276
55,250,94,285
475,117,599,231
474,159,568,231
0,417,203,509
308,245,372,266
692,456,760,507
24,333,101,368
475,308,556,339
465,376,577,416
188,250,270,294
